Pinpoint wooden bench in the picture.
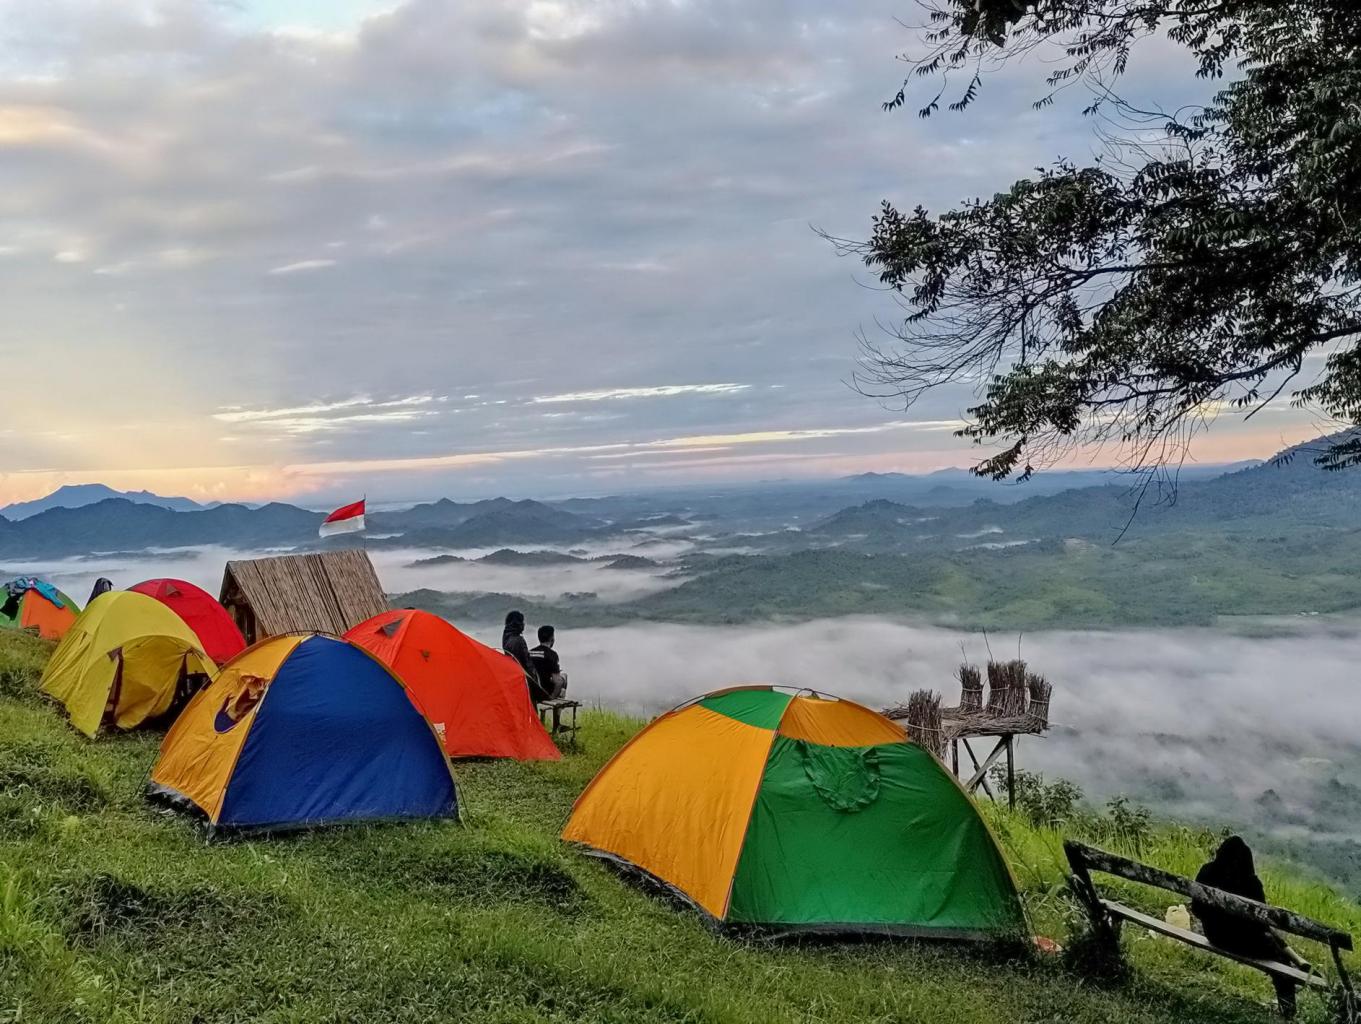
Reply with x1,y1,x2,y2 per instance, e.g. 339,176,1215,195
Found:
536,698,581,747
1065,840,1356,1021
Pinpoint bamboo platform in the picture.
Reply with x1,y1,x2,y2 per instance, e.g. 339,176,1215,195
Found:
939,709,1047,740
883,660,1053,808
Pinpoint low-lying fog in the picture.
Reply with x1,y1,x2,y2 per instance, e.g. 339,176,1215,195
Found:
3,543,684,605
8,546,1358,840
550,618,1361,840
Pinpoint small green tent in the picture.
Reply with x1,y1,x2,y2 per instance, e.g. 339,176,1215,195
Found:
564,686,1026,938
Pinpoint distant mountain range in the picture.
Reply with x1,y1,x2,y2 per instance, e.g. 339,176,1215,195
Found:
0,494,606,559
0,434,1352,561
368,498,605,548
0,484,208,520
0,499,320,559
806,432,1361,549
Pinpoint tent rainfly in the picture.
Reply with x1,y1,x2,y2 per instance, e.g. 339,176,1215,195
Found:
149,633,459,835
563,685,1026,938
219,550,388,645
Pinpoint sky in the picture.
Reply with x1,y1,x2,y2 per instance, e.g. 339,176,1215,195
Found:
0,0,1336,507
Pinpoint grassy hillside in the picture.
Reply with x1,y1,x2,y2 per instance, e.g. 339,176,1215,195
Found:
2,632,1358,1023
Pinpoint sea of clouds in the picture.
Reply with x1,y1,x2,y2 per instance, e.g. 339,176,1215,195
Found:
8,546,1358,837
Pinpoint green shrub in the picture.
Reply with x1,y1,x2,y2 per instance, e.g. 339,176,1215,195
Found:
992,768,1084,829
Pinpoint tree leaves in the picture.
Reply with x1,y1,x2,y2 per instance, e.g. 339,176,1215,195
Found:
851,0,1361,475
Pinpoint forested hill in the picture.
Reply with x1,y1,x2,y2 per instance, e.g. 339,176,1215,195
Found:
0,496,602,559
808,432,1361,550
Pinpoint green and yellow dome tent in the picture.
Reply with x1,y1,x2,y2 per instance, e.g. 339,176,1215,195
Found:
563,685,1025,939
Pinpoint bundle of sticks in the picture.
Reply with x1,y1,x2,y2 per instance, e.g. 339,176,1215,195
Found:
985,659,1030,717
903,688,944,760
1026,672,1052,728
958,664,983,712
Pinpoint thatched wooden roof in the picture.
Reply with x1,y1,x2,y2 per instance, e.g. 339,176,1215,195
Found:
220,549,388,639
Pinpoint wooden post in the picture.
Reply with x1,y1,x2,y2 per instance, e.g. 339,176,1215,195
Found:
1332,949,1356,1024
964,737,1008,797
959,739,995,799
1063,843,1120,948
1006,735,1016,810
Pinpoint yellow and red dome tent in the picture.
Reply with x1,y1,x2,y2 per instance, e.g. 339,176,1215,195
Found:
563,685,1024,938
129,578,246,666
150,633,459,835
1,577,79,640
346,609,560,761
40,591,214,737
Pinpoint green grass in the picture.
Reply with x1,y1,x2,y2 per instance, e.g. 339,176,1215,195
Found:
1,631,1357,1023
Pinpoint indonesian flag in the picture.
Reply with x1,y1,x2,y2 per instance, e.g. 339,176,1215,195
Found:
319,498,366,537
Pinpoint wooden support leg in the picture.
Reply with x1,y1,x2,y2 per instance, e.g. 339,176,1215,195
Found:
1006,735,1016,810
1332,945,1357,1024
1063,845,1120,951
951,739,959,779
961,739,1000,800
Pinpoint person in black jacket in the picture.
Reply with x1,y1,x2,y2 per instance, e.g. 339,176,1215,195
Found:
529,624,568,701
1192,836,1307,1018
501,610,537,695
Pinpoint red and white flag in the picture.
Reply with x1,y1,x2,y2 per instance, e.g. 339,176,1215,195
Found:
319,498,366,537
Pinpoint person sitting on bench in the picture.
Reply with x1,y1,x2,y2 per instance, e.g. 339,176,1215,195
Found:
1193,836,1309,1018
529,624,568,702
502,610,537,692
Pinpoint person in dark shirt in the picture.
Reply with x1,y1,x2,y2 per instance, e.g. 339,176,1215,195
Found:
528,624,568,701
501,610,536,693
1192,836,1307,1018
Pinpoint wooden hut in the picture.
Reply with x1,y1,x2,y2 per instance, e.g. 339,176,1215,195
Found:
219,550,388,645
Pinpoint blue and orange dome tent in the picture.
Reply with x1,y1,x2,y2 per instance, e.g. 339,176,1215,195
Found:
149,633,459,835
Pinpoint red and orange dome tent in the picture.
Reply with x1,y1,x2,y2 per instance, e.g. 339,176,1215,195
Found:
129,578,246,666
345,609,560,761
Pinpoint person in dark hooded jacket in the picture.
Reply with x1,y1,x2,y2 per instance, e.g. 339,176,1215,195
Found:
1192,836,1307,1018
501,610,538,696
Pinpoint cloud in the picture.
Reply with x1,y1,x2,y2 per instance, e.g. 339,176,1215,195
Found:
273,417,979,478
211,394,447,435
268,258,338,275
213,395,444,424
0,0,1324,500
531,383,752,404
638,420,966,450
541,616,1361,837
